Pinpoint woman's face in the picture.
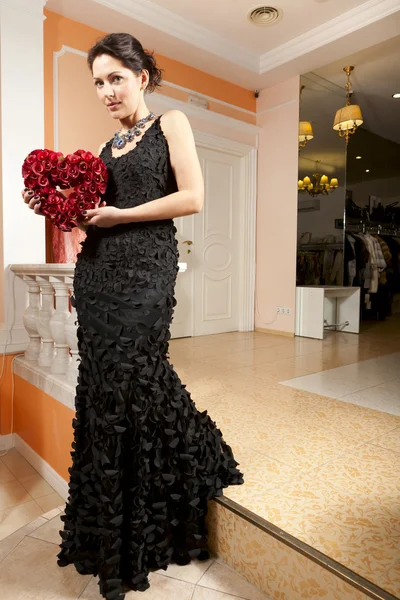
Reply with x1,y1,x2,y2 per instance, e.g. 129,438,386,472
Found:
92,54,147,121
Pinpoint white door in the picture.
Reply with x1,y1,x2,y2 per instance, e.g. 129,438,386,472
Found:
171,146,241,338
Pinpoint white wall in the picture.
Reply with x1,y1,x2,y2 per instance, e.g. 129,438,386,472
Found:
297,187,345,240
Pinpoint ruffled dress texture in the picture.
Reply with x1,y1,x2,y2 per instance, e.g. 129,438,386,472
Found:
57,117,244,599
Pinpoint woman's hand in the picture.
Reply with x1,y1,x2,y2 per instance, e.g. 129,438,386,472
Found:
82,203,121,228
21,188,44,215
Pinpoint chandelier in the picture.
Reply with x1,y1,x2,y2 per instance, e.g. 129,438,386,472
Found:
299,85,314,150
298,161,339,197
333,66,363,144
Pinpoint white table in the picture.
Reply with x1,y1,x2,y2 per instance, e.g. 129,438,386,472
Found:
295,286,360,339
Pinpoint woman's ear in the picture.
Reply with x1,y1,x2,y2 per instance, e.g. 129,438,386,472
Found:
141,70,149,91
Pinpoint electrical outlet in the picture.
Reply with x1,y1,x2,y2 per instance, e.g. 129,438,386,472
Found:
277,307,292,315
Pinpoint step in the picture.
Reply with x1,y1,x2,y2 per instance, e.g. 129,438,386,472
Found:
207,497,398,600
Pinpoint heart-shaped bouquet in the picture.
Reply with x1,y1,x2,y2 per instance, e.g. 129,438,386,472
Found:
22,149,108,232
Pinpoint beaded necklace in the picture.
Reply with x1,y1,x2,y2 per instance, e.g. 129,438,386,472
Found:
112,112,156,150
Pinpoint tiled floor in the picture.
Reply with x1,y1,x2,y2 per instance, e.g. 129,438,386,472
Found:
282,352,400,414
0,482,269,599
0,449,64,541
1,315,399,598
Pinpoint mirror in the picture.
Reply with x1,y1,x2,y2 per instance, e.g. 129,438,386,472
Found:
297,73,347,286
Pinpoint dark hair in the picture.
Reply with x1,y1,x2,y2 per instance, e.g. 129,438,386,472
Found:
87,33,163,93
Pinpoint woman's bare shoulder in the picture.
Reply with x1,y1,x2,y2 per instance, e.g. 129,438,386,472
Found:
160,110,189,127
159,110,192,141
98,142,107,156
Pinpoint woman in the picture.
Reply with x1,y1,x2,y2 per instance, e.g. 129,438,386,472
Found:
23,33,243,600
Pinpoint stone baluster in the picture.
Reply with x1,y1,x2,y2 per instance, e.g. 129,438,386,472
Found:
49,278,71,374
65,279,79,386
36,277,55,368
22,275,41,361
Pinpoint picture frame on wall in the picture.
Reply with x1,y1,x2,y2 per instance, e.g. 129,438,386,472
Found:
335,218,344,229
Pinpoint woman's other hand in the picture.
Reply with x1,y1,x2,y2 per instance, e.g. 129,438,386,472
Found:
82,203,122,229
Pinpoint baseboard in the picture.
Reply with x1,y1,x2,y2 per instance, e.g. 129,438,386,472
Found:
255,327,294,338
14,434,68,501
0,433,15,451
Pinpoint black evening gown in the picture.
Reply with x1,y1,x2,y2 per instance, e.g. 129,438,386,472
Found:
57,117,244,600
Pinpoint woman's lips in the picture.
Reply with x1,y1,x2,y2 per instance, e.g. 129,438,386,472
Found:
108,102,121,110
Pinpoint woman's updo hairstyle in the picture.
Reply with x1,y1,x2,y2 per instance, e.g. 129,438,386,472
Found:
87,33,163,93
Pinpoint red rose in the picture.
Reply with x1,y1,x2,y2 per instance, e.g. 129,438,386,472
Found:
66,153,80,165
67,164,80,180
83,172,93,184
38,175,50,187
75,184,86,196
57,160,68,172
78,160,89,174
92,159,103,174
37,150,49,161
32,161,44,175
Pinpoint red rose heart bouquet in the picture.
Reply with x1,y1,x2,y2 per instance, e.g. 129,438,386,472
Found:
22,149,108,232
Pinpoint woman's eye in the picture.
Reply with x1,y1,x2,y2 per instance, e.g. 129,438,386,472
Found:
95,81,103,88
113,76,122,83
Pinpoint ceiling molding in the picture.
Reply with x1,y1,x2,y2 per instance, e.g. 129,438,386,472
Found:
0,0,47,17
94,0,259,73
260,0,400,73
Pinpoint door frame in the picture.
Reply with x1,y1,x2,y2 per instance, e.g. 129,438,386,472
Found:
193,131,256,332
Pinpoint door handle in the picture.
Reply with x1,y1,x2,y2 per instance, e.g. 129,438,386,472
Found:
183,240,193,245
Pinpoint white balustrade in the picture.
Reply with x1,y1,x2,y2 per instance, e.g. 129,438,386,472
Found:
11,265,78,386
10,262,187,396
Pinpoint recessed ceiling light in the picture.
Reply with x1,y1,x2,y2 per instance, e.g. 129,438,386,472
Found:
365,169,370,173
392,93,400,99
356,156,362,159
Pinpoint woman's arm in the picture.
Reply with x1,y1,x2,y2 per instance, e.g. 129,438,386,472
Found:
118,110,204,223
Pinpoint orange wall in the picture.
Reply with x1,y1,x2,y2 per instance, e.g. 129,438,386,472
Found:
0,355,14,435
14,377,73,480
44,9,255,150
0,355,73,479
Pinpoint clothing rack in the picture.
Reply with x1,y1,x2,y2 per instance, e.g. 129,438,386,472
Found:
345,221,399,236
298,242,343,251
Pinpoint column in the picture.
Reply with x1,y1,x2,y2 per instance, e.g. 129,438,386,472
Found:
0,0,47,353
22,275,41,361
36,277,55,368
65,278,79,386
49,279,71,374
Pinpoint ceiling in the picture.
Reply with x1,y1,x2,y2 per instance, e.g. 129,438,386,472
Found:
147,0,367,55
46,0,400,89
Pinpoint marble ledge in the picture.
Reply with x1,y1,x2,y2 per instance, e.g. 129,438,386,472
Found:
14,358,75,410
11,262,187,275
